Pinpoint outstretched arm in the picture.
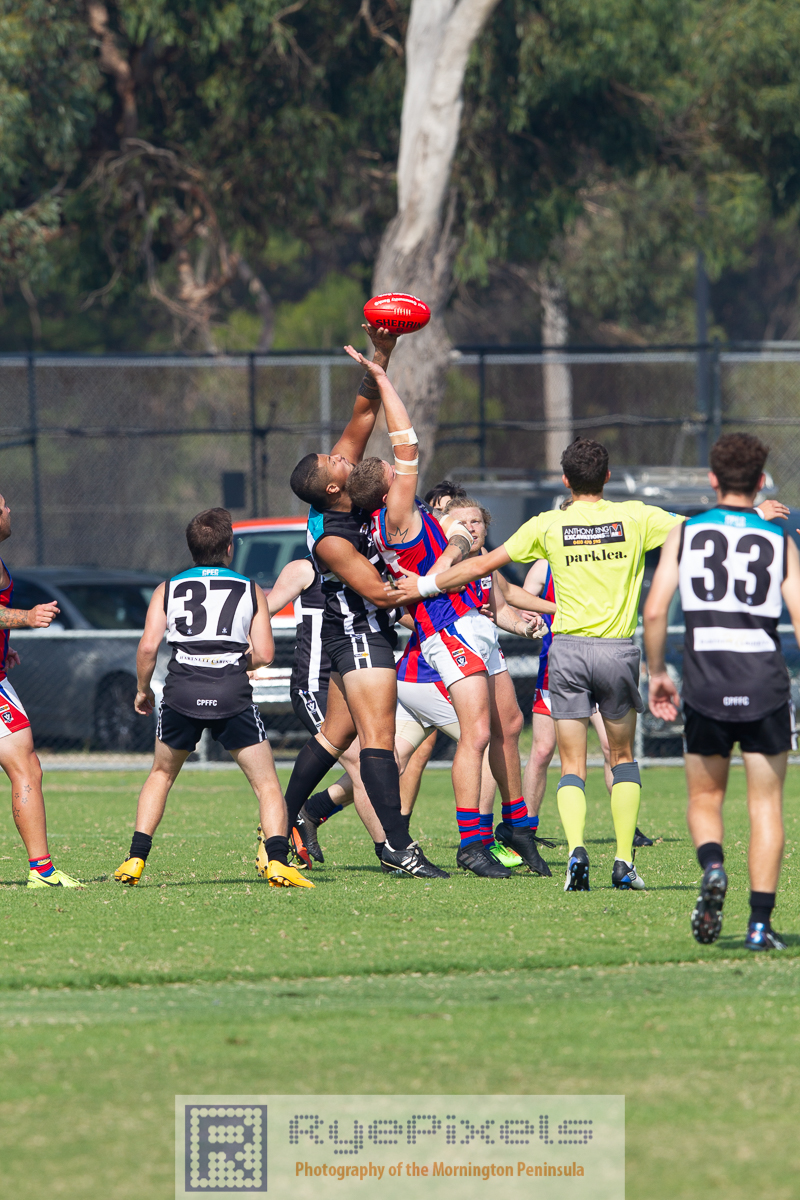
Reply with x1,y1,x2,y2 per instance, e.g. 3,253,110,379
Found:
343,342,421,541
388,544,556,613
643,523,682,721
331,324,397,464
248,586,275,670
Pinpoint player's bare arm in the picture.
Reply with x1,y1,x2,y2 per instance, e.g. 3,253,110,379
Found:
780,536,800,648
265,557,315,616
522,558,549,597
135,582,168,716
342,342,422,541
331,324,397,464
0,600,60,628
316,537,400,610
389,544,513,604
642,522,682,722
247,585,275,671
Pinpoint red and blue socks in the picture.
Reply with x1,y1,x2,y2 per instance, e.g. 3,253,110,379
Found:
502,796,528,827
528,813,539,834
29,855,55,878
479,812,494,845
456,808,482,847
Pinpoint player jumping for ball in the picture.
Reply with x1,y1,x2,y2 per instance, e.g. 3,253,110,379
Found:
644,433,800,950
343,345,554,878
114,507,310,889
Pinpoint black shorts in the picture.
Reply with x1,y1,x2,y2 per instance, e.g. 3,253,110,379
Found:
157,702,268,752
683,700,796,758
324,630,397,677
291,688,327,735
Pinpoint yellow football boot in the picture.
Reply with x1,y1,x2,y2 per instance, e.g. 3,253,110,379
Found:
266,860,314,889
114,856,145,885
27,868,85,890
255,827,269,879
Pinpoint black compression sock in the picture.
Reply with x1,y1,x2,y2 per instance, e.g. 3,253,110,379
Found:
374,841,386,861
305,789,343,824
285,739,338,828
697,842,724,870
359,748,409,849
130,830,153,861
265,836,289,867
749,890,775,925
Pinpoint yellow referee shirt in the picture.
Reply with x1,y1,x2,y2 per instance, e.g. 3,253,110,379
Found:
504,499,683,638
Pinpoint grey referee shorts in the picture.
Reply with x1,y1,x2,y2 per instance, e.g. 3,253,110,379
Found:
548,635,644,721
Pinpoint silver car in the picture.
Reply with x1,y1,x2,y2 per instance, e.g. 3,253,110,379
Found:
7,567,167,751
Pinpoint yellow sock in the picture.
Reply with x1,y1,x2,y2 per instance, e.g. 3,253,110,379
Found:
556,775,586,854
610,762,641,863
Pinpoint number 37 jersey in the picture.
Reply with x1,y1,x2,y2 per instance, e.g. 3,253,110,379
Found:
163,566,258,718
678,506,790,720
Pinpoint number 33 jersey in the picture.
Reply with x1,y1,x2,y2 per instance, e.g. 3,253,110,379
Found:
163,566,258,718
678,506,790,720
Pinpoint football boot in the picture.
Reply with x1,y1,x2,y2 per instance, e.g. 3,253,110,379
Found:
296,805,324,863
381,841,450,879
266,860,315,889
28,868,86,890
456,841,512,878
488,840,523,868
690,865,727,945
495,821,552,876
612,858,646,890
745,922,787,952
113,857,145,886
633,827,654,847
564,845,590,892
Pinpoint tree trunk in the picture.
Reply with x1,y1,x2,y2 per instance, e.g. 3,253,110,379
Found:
372,0,501,478
539,271,573,473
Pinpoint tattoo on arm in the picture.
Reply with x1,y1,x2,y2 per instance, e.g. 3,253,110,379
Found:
448,535,471,558
0,609,30,628
358,373,380,400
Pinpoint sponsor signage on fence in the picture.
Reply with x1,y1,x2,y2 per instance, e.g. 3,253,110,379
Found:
175,1094,624,1199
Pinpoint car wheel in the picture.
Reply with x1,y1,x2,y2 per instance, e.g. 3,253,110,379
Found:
94,673,153,752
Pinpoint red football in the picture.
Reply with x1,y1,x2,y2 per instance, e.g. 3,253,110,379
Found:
364,293,431,335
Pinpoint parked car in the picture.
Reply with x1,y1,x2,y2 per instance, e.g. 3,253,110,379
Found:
8,567,166,751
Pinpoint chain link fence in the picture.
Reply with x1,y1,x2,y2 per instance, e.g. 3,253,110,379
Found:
2,342,799,758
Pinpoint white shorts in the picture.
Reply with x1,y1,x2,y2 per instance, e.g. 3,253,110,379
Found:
420,610,506,690
395,680,460,749
0,679,30,737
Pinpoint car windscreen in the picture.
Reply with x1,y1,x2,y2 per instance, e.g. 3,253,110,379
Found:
59,584,155,629
232,531,309,588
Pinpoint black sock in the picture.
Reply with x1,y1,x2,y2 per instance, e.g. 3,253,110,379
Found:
749,890,775,925
130,830,153,861
697,842,724,870
265,836,289,867
285,739,338,828
359,748,409,849
305,789,343,824
374,841,386,860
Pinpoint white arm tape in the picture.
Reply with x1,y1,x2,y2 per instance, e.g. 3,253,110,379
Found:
417,574,442,598
446,521,474,546
389,426,419,447
755,505,765,520
394,455,419,475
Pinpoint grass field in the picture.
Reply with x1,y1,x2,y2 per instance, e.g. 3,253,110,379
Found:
1,764,799,1199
